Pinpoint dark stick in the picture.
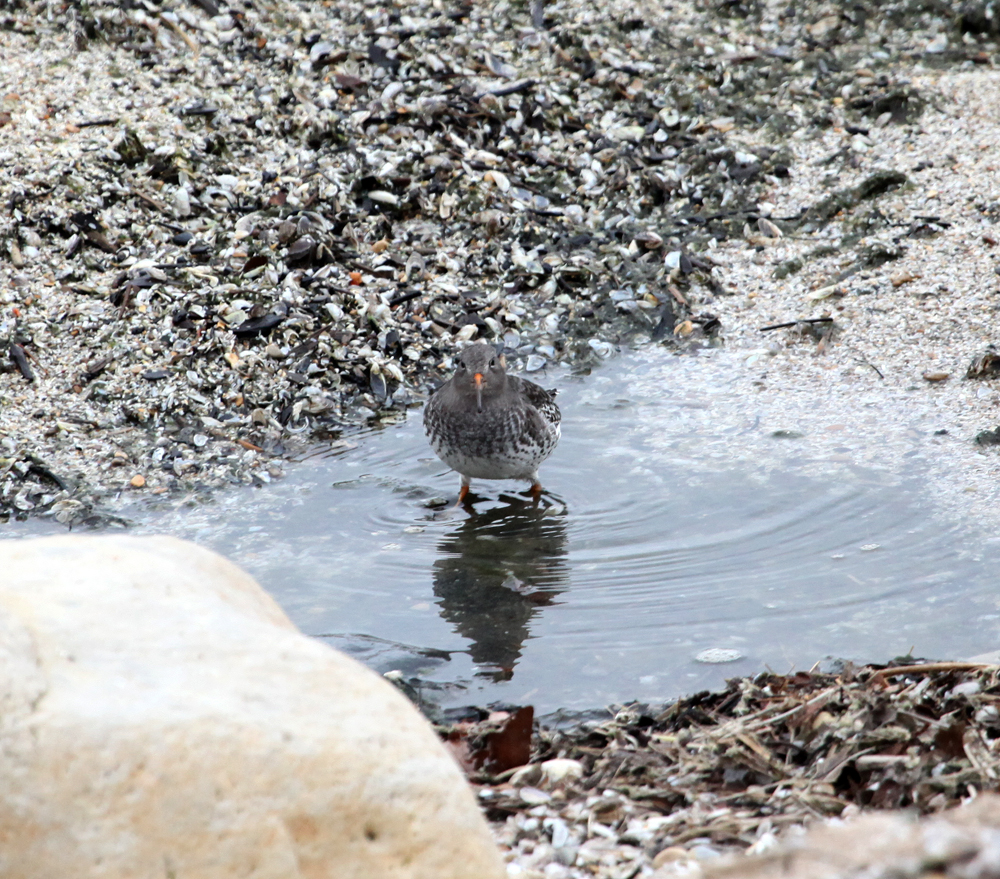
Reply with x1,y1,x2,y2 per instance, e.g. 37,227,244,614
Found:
28,462,71,492
388,289,424,308
759,317,834,332
9,344,34,382
475,79,536,99
76,118,120,128
855,358,884,379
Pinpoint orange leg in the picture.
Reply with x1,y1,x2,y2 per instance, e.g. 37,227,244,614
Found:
456,483,471,505
530,482,543,502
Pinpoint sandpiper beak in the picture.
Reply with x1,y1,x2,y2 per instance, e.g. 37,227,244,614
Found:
474,373,484,411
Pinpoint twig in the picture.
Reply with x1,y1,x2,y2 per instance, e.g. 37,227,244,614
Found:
475,79,536,99
132,189,168,212
743,687,840,733
158,13,199,54
854,357,884,379
869,661,997,682
9,344,34,382
76,117,119,128
760,317,834,332
388,289,423,308
28,462,70,491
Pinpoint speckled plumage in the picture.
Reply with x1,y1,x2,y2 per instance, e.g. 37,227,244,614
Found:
424,344,560,497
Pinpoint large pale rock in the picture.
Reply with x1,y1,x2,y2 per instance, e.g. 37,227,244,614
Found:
0,535,505,879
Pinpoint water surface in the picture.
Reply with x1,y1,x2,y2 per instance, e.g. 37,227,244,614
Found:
63,347,999,714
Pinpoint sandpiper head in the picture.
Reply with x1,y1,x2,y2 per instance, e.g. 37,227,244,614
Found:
453,344,506,412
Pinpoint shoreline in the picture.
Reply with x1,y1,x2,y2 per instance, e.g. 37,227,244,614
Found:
442,659,1000,877
3,0,1000,529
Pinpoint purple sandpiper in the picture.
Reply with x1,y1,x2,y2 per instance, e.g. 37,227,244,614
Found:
424,344,561,503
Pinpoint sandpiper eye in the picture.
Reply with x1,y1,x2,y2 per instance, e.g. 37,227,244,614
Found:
489,358,495,367
457,362,466,371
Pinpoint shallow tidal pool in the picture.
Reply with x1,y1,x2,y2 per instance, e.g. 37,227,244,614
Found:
8,346,1000,715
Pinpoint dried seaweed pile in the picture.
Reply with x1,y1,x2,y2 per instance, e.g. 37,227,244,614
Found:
447,662,1000,875
1,0,993,519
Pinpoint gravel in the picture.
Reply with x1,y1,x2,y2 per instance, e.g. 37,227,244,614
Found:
3,0,999,526
439,661,1000,879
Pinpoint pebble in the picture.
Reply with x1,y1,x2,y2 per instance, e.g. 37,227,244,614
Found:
653,847,693,867
519,787,552,806
541,759,584,785
694,648,743,664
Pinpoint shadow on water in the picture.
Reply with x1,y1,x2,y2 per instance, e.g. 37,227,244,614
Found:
432,493,569,680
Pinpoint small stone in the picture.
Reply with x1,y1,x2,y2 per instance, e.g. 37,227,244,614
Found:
950,680,981,697
891,271,920,287
925,33,948,53
510,764,542,787
484,170,510,192
606,125,645,142
757,218,782,239
540,759,584,786
173,187,191,218
130,474,146,488
653,847,692,867
691,844,722,860
694,648,743,664
809,284,846,300
518,787,552,806
368,190,399,207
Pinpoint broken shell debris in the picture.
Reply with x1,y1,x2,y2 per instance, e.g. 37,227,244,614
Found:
2,0,1000,523
440,661,1000,879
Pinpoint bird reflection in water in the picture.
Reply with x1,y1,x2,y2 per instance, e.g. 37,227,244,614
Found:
432,493,569,682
